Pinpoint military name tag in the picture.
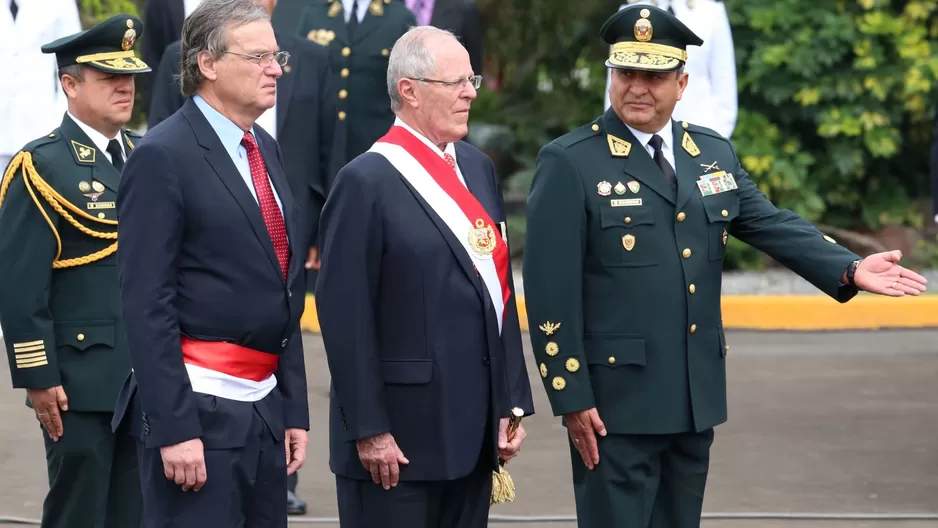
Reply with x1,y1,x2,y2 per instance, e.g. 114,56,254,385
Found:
87,201,115,210
610,198,642,207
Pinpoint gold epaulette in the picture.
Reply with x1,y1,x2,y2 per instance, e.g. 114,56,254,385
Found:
0,152,117,268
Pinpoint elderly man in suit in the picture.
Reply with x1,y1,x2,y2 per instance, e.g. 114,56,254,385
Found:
146,0,335,512
112,1,310,526
315,25,535,528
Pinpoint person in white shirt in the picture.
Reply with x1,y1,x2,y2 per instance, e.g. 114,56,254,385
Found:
603,0,738,140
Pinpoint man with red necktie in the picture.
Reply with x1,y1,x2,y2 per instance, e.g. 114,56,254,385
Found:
316,25,534,528
112,1,309,526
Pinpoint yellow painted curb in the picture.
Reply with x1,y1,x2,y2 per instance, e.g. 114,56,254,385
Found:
301,294,938,333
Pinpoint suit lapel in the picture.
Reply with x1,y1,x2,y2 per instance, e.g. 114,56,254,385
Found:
182,100,283,279
275,33,296,137
602,109,676,205
59,115,121,193
673,121,703,212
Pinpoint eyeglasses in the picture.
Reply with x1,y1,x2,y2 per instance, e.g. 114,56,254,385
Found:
410,75,482,90
224,50,290,67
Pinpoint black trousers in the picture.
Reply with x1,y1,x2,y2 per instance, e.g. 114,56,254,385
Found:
136,405,286,528
569,429,715,528
336,454,493,528
41,411,142,528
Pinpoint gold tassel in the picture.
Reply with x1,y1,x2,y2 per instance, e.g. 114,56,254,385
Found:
490,407,525,505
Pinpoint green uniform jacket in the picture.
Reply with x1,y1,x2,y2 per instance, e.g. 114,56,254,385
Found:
296,0,416,165
523,109,861,435
0,114,138,412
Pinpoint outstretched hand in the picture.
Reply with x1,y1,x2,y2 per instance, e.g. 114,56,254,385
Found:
853,251,928,296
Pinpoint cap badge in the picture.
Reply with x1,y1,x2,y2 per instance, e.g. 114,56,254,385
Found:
122,28,137,51
634,16,653,42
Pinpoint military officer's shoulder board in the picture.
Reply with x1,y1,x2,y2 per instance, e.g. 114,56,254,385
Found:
551,119,604,151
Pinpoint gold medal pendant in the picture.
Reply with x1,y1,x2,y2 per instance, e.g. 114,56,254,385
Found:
468,218,497,256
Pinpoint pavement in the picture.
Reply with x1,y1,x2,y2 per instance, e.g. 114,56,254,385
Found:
0,330,937,528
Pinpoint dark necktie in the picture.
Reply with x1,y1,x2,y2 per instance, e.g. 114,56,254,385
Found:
648,134,676,189
242,131,290,280
347,0,359,37
10,0,18,20
107,139,125,171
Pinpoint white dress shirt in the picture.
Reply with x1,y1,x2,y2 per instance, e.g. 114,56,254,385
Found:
0,0,82,159
341,0,369,23
626,119,676,176
394,117,467,187
67,111,126,165
604,0,738,139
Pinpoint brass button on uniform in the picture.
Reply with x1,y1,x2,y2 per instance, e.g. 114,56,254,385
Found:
539,363,547,378
677,212,686,222
624,216,632,224
338,111,347,120
340,68,349,77
682,248,692,258
721,209,728,217
565,358,580,373
97,213,105,219
381,48,389,56
689,324,697,334
607,357,616,365
77,333,85,341
725,345,730,353
552,377,566,391
688,284,696,294
338,89,348,99
591,124,600,132
341,47,351,56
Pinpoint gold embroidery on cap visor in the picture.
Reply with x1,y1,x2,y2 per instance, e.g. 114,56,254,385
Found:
75,51,149,72
606,42,687,71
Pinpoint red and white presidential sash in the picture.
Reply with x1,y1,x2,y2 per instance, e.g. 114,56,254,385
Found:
369,126,511,333
180,337,278,402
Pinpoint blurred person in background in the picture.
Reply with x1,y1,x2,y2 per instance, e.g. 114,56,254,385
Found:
603,0,737,140
524,5,927,527
0,14,150,527
139,0,204,116
401,0,484,75
146,0,337,514
296,0,416,170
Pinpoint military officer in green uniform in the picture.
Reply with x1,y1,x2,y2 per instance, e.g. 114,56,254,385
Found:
522,5,928,527
0,14,150,528
296,0,416,167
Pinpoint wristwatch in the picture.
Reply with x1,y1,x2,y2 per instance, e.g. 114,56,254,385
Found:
845,259,861,287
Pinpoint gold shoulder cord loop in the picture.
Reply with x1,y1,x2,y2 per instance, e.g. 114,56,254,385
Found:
0,152,118,268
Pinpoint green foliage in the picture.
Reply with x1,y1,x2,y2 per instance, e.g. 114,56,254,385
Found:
728,0,938,233
473,0,938,269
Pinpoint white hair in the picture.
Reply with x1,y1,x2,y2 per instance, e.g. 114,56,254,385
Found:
386,26,458,111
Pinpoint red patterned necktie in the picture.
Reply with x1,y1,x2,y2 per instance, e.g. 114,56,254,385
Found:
443,152,457,171
242,131,289,280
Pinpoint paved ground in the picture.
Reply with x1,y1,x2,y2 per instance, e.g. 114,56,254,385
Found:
0,330,936,527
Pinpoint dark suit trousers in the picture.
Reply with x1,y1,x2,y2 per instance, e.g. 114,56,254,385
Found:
569,429,715,528
41,411,142,528
136,403,287,528
336,453,493,528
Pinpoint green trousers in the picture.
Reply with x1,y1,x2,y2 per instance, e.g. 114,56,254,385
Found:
40,411,142,528
569,429,715,528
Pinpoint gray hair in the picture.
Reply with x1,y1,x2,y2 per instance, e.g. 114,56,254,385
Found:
178,0,270,97
386,26,458,111
58,64,86,83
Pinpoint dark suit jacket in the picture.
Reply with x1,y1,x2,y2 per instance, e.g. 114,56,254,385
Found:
140,0,186,116
112,98,309,450
148,32,338,250
315,137,535,482
429,0,485,76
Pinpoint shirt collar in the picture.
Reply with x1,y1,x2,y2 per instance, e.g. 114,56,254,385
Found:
67,111,124,159
342,0,368,20
626,119,673,151
393,117,457,161
193,94,256,158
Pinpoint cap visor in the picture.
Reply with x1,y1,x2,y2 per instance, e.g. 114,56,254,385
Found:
606,52,682,72
85,57,151,74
